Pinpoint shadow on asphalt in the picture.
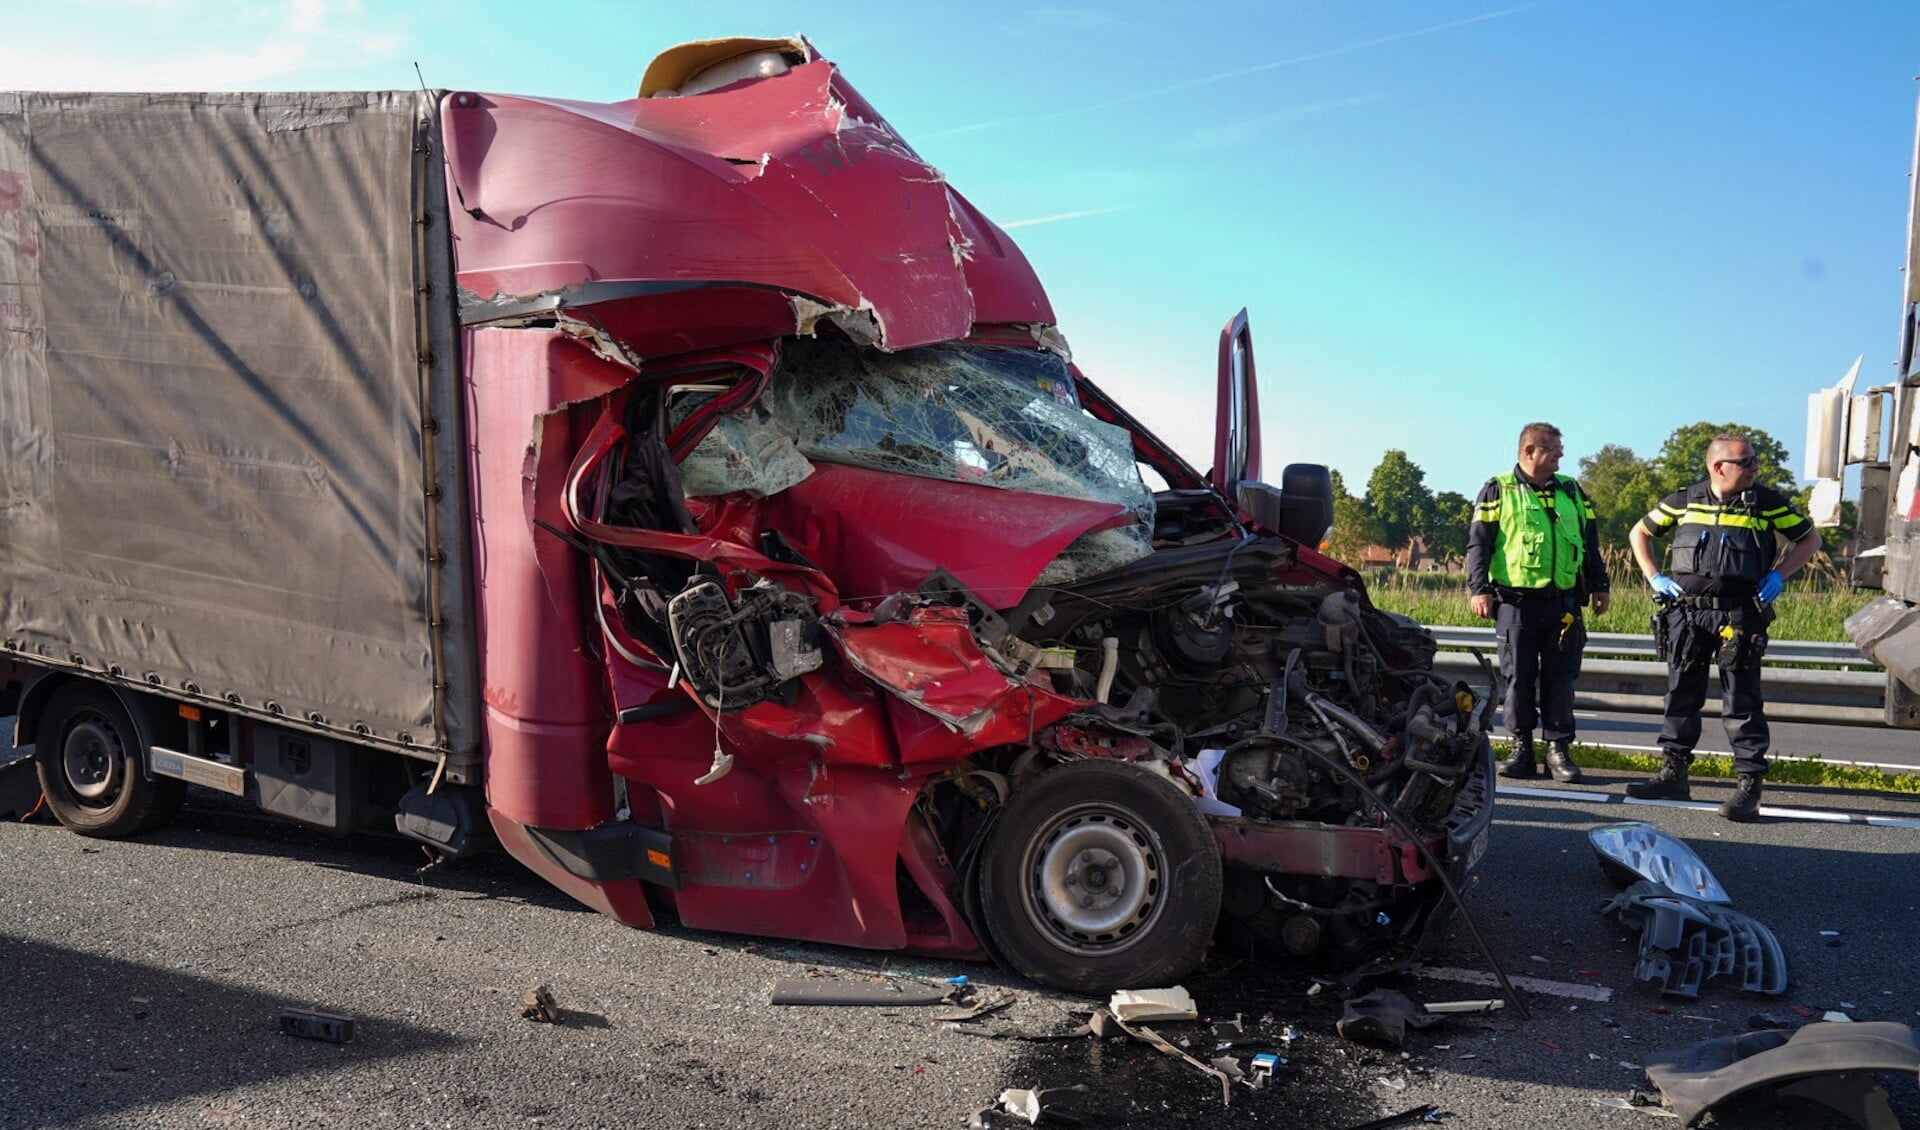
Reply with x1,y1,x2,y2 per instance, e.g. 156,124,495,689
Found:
157,795,593,916
992,970,1387,1129
0,938,462,1128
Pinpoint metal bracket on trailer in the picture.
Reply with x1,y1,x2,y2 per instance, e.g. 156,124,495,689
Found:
149,745,247,796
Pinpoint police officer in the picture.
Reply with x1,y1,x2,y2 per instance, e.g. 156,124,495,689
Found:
1626,434,1822,821
1468,422,1610,782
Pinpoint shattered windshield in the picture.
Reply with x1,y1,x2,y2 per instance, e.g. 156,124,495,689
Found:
767,334,1152,517
677,335,1153,513
672,334,1157,582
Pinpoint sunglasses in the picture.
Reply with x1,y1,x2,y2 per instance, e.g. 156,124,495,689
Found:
1715,456,1758,469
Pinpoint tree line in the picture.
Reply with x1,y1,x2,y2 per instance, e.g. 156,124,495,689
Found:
1327,420,1855,563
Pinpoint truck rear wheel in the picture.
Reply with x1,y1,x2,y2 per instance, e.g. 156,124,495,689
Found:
34,685,183,838
979,759,1221,994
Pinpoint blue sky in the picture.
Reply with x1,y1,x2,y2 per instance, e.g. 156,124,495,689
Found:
6,1,1917,497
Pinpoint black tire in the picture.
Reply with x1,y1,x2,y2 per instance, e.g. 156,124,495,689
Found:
33,685,184,838
979,759,1222,994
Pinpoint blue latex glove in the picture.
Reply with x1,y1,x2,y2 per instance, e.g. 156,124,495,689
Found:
1758,569,1785,604
1649,573,1685,600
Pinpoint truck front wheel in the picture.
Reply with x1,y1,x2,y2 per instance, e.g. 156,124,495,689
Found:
979,759,1222,994
34,685,183,838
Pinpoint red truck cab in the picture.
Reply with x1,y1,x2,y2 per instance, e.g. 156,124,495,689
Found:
2,37,1492,994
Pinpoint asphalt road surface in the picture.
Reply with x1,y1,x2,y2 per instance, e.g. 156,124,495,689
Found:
1574,707,1920,772
5,719,1920,1129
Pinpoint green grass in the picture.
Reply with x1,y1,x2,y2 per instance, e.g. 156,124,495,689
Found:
1498,740,1920,794
1366,550,1875,642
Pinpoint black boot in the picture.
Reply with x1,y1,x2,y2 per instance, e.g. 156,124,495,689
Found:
1626,756,1690,801
1546,741,1583,784
1719,773,1764,822
1498,735,1537,779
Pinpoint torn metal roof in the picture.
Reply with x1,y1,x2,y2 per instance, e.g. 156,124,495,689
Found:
445,46,1053,355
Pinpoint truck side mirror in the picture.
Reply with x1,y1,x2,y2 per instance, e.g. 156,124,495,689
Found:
1804,354,1861,480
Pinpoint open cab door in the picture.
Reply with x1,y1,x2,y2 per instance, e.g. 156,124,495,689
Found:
1214,309,1335,548
1212,309,1262,497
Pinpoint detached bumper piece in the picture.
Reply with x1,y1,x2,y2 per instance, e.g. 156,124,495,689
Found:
1335,989,1447,1049
1602,880,1786,998
1643,1021,1920,1129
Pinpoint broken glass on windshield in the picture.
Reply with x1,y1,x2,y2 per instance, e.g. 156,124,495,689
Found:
675,333,1157,580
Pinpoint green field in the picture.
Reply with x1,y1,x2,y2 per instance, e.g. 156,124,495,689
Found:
1365,548,1872,642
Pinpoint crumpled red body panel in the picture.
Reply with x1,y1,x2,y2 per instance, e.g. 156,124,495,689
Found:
697,462,1131,607
602,663,972,953
823,608,1084,754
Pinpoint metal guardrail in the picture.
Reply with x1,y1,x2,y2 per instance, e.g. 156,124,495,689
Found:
1427,625,1877,668
1425,626,1888,726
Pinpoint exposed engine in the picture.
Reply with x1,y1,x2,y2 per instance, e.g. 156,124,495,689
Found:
985,535,1494,963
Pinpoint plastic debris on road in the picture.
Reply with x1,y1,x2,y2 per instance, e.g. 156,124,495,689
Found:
1108,986,1198,1023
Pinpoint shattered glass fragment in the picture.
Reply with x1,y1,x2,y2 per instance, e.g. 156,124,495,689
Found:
675,401,816,498
767,334,1153,528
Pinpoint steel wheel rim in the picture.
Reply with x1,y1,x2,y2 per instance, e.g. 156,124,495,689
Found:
61,712,125,803
1021,801,1164,955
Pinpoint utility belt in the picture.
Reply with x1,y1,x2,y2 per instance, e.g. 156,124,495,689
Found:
1663,593,1750,611
1492,586,1587,655
1493,584,1580,606
1651,598,1775,671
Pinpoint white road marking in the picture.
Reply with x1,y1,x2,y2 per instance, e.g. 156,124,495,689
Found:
1573,737,1915,773
1496,783,1920,829
1416,966,1613,1002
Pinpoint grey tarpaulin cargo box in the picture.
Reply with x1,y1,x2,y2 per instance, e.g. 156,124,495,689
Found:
0,91,478,777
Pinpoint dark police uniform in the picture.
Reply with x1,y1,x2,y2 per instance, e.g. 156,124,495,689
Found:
1637,482,1813,776
1466,469,1608,756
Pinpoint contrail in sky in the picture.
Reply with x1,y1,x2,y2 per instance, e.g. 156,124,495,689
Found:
1001,205,1132,229
1162,3,1548,95
921,3,1548,140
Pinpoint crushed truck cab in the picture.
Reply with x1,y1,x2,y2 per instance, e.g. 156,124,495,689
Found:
0,38,1492,993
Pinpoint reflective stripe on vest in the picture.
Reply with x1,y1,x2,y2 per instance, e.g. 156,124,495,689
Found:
1489,472,1585,590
